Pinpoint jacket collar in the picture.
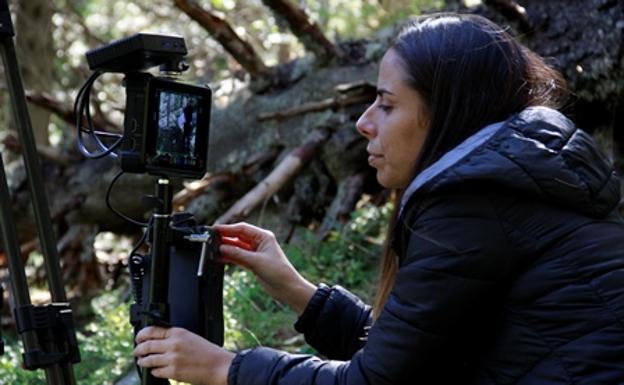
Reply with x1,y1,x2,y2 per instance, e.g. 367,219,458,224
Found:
399,121,505,216
399,106,621,219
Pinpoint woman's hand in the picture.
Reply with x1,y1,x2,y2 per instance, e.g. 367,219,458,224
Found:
134,326,234,385
214,222,316,315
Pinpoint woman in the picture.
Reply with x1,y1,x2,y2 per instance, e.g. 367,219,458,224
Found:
134,13,624,385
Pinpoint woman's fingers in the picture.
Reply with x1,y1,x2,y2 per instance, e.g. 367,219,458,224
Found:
134,327,173,359
136,352,169,368
219,244,256,269
150,366,175,379
213,223,269,247
221,236,253,251
134,339,169,357
136,326,169,344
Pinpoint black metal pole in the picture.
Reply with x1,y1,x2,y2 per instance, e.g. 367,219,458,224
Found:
0,1,77,383
0,1,68,305
0,157,67,385
0,157,62,382
142,178,172,385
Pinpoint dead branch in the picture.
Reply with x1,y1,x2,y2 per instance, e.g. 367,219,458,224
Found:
336,172,367,218
483,0,533,34
215,128,330,224
26,91,120,133
241,146,283,176
317,172,366,240
172,172,236,208
173,0,271,79
258,92,373,122
0,239,37,268
258,81,375,121
0,131,72,166
261,0,343,64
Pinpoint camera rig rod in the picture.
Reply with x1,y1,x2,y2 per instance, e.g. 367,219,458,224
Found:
0,1,79,384
142,178,173,385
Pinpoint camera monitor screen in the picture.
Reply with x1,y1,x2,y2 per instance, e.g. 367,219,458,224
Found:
145,78,211,179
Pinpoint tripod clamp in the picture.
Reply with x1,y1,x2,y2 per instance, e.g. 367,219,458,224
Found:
14,303,81,370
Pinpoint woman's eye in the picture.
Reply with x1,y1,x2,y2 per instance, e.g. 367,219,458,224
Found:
378,104,393,113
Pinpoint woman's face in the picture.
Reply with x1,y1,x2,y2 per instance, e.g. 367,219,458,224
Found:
356,49,430,189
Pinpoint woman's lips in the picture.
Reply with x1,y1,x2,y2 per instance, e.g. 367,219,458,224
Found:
368,154,383,166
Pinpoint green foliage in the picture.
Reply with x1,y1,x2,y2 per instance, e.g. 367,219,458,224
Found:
305,0,446,39
223,200,393,353
223,267,296,350
0,336,46,384
0,290,134,385
73,291,134,384
0,201,392,382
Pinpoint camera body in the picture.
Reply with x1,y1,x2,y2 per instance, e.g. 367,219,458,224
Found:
121,73,211,179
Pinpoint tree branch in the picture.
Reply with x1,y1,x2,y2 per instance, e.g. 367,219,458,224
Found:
257,81,375,121
172,172,235,208
173,0,271,78
26,91,120,133
257,92,372,121
261,0,343,64
215,128,330,224
0,131,73,166
317,171,366,240
483,0,533,34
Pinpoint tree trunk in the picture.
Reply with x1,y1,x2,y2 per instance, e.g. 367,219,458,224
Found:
15,0,54,146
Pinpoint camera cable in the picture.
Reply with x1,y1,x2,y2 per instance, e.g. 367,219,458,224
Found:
74,70,124,159
106,170,149,228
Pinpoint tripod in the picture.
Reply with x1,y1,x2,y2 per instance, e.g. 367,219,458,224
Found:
0,1,79,384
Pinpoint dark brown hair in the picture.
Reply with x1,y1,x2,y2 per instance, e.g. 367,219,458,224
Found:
373,13,568,317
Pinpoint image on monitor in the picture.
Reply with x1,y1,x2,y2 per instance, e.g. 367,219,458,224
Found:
154,90,201,167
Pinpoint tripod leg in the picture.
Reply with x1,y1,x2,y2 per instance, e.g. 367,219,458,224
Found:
0,1,78,383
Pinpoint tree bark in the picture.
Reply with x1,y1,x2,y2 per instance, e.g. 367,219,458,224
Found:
482,0,532,34
15,0,54,146
480,0,624,169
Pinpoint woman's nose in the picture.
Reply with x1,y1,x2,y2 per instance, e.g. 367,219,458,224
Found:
356,106,376,139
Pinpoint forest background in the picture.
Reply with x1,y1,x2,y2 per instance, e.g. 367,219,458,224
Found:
0,0,622,384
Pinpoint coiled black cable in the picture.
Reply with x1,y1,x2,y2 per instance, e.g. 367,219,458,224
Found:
74,70,124,159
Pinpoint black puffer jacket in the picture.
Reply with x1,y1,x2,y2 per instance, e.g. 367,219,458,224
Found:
227,107,624,385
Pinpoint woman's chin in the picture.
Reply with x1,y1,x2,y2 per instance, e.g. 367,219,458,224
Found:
376,173,394,189
376,171,409,190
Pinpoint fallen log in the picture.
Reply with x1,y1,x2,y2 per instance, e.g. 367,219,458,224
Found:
215,128,330,224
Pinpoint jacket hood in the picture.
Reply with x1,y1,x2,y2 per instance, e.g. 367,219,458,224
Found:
401,106,621,218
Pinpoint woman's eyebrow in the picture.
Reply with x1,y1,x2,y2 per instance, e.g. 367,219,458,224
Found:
377,88,397,97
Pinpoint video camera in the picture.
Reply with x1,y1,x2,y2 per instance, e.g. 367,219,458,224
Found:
77,34,224,385
79,33,212,179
